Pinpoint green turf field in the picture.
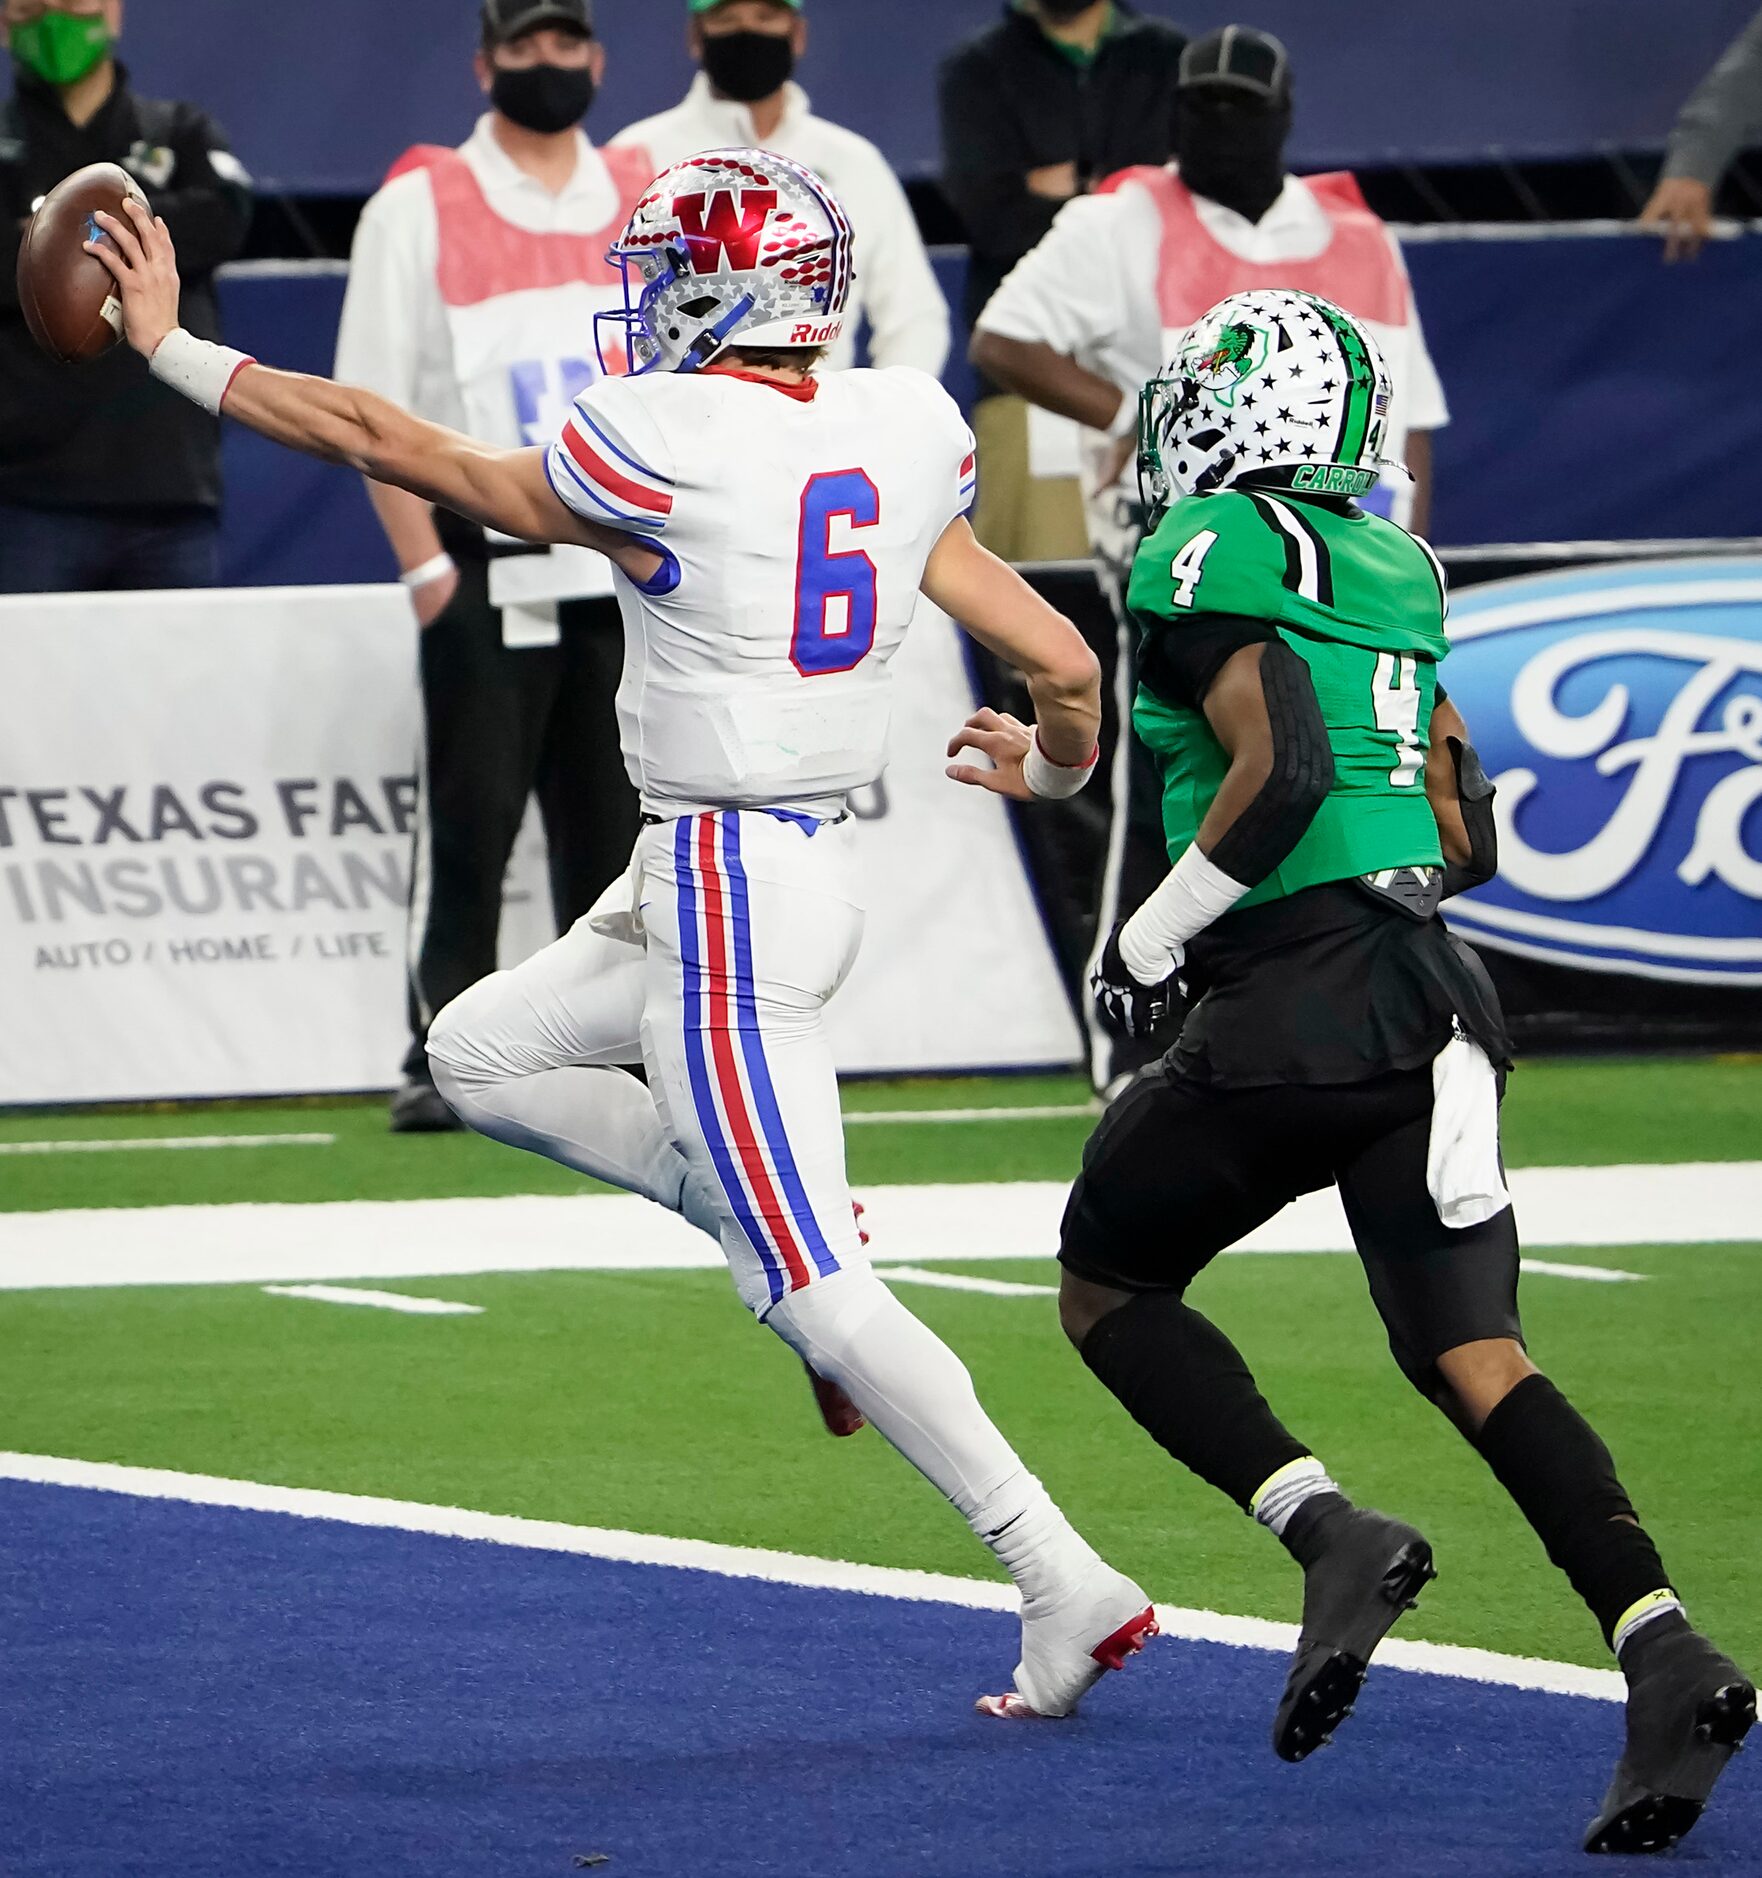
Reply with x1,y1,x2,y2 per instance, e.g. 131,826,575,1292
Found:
2,1057,1758,1675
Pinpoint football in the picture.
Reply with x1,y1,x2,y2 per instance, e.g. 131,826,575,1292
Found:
15,160,150,365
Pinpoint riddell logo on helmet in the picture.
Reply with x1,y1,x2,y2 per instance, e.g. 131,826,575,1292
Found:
789,321,839,344
674,188,778,275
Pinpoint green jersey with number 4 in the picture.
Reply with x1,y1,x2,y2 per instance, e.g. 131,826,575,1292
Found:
1129,487,1451,910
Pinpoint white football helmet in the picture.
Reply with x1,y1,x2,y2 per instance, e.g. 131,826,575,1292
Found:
596,148,854,376
1137,289,1405,522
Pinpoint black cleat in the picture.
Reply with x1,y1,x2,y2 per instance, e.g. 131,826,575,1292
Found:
389,1076,464,1134
1584,1620,1755,1855
1272,1500,1435,1764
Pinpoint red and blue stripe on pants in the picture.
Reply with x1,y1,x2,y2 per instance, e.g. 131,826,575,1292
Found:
675,812,842,1307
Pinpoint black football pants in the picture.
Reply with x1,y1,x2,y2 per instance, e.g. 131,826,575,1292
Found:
403,560,640,1081
1059,1062,1525,1391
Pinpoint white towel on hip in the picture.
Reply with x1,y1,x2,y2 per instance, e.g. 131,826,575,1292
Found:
1426,1027,1512,1229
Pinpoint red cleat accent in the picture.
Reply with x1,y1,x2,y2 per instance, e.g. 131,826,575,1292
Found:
853,1200,870,1248
974,1601,1160,1719
804,1361,866,1438
1090,1605,1160,1672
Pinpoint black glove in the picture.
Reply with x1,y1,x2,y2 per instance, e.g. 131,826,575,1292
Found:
1090,920,1185,1042
1441,736,1498,898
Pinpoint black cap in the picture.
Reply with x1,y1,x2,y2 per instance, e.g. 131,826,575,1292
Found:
481,0,593,46
1178,26,1291,102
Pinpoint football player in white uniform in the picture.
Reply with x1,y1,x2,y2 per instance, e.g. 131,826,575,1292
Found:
90,150,1157,1719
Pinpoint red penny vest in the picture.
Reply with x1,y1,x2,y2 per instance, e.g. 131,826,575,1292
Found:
1098,166,1410,338
383,139,656,610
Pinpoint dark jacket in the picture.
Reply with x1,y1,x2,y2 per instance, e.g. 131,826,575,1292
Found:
939,3,1186,338
0,65,252,513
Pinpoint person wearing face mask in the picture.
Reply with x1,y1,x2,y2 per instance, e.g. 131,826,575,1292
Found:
0,0,252,592
940,1,1187,563
335,0,648,1131
609,0,949,376
974,27,1446,544
971,26,1449,1093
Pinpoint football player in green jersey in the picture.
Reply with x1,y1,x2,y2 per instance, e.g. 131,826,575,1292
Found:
952,290,1752,1853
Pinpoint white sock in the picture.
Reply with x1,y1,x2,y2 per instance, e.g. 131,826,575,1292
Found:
1613,1589,1684,1660
1250,1456,1341,1539
767,1269,1098,1606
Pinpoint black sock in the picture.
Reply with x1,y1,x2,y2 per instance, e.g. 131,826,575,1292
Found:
1472,1372,1672,1648
1080,1291,1312,1510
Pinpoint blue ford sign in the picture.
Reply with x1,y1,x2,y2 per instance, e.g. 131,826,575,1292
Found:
1442,558,1762,985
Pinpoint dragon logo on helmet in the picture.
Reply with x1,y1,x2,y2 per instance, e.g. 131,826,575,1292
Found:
596,149,854,377
1183,319,1269,407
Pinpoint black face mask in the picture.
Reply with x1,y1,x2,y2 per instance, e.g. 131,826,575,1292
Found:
491,62,597,135
1037,0,1097,20
700,30,795,104
1174,96,1291,225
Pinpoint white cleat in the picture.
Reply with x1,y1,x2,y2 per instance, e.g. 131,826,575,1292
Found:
975,1562,1158,1720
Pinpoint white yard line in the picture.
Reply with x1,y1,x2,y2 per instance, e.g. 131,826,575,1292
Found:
843,1104,1098,1125
0,1165,1753,1293
1519,1259,1645,1284
0,1133,335,1156
261,1284,482,1316
879,1265,1058,1297
0,1451,1622,1705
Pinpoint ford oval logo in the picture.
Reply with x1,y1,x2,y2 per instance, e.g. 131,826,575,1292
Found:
1442,558,1762,984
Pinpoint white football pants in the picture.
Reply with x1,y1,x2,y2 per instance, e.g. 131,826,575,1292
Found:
427,808,868,1316
429,806,1102,1611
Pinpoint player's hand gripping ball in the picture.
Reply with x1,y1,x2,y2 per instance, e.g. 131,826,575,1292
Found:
16,161,150,364
1091,921,1185,1042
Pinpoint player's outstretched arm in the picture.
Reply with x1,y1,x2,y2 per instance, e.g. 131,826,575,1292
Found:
86,199,651,570
924,519,1101,802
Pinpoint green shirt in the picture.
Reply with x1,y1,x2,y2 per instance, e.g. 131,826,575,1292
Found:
1128,487,1451,910
1016,0,1120,68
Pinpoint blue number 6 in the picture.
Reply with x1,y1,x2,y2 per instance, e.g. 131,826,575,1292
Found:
791,470,880,677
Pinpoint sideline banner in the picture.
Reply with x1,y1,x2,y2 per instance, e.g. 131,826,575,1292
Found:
1439,557,1762,1038
0,587,1078,1104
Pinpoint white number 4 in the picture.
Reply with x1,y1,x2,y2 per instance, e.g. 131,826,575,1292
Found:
1373,653,1424,788
1168,530,1218,609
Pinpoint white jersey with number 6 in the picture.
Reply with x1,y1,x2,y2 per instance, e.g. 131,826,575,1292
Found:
544,366,977,814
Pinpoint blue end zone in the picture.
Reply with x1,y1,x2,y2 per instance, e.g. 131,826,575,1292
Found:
2,1481,1755,1876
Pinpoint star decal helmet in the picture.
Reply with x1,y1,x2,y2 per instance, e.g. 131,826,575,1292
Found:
1137,289,1404,524
596,147,854,376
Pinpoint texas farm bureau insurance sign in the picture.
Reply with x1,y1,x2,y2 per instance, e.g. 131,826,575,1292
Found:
1442,558,1762,986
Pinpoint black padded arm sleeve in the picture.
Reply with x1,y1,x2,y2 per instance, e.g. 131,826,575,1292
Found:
1442,736,1499,897
1136,610,1280,711
1206,640,1337,888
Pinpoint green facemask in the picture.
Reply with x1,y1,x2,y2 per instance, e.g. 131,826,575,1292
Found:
8,10,114,87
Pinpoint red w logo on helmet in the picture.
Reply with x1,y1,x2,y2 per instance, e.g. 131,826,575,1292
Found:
673,188,778,275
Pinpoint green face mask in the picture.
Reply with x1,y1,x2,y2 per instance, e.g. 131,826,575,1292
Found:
8,10,114,87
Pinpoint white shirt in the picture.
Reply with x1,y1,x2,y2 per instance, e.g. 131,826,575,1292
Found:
610,76,951,378
544,368,976,813
976,170,1448,532
335,116,632,426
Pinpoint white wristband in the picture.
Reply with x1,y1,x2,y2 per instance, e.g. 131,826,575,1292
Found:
1118,844,1250,983
148,328,255,415
400,553,456,590
1022,729,1099,800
